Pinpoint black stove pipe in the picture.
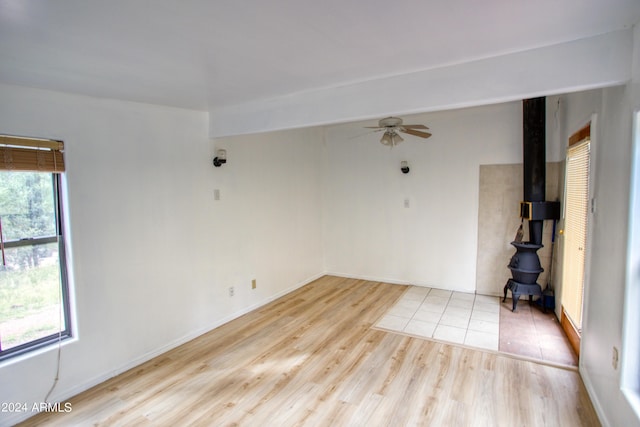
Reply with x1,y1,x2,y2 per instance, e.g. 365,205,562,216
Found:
522,97,546,245
504,97,560,311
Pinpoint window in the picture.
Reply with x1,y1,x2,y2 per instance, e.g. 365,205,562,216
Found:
0,135,70,361
622,111,640,418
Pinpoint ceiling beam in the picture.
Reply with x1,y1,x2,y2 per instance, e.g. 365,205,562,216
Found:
209,29,633,138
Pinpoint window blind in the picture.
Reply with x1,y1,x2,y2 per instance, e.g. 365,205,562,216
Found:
0,135,65,172
562,138,590,329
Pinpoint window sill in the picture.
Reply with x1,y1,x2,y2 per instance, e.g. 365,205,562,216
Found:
623,388,640,424
0,335,77,368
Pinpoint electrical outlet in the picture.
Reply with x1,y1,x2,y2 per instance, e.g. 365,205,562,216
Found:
612,346,619,370
251,279,257,289
228,286,234,297
214,189,220,201
404,198,410,208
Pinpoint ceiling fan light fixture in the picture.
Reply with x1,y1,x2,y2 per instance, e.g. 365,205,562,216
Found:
380,132,392,146
380,131,404,147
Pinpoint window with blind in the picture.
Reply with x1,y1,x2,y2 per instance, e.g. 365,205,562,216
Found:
0,135,71,361
561,131,590,333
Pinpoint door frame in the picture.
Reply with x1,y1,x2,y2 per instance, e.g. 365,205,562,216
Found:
558,114,597,359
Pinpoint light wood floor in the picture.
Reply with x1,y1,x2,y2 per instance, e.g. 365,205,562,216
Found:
19,276,599,426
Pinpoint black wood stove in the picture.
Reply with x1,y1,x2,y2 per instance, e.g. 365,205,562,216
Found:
503,97,560,312
504,241,544,311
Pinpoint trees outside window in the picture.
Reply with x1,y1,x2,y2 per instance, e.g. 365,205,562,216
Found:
0,171,71,360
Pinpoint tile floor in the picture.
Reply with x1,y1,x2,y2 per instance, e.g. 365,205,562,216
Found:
499,297,577,366
374,286,500,351
374,285,577,367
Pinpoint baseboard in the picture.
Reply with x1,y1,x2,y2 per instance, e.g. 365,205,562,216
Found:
6,271,326,426
324,271,477,294
580,366,609,427
326,271,412,286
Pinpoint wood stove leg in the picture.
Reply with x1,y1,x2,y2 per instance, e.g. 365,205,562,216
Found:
503,281,509,303
512,294,520,312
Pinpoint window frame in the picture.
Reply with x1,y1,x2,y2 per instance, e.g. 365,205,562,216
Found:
0,173,72,361
622,110,640,419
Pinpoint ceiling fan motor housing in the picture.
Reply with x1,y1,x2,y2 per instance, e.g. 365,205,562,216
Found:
379,117,403,128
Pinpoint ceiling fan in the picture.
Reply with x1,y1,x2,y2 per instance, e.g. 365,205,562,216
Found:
365,117,432,147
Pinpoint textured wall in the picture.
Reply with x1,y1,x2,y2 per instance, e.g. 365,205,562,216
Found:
476,162,562,297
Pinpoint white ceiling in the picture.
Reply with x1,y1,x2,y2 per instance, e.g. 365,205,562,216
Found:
1,1,639,119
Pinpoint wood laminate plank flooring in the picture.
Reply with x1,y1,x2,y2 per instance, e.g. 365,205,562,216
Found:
18,276,599,426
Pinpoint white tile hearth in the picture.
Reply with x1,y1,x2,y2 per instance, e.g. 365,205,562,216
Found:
373,286,500,351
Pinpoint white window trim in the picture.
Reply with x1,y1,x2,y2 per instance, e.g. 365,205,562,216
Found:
622,110,640,419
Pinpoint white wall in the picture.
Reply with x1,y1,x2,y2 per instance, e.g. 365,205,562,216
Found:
210,127,325,301
322,102,534,291
0,84,324,426
579,86,639,427
551,23,640,426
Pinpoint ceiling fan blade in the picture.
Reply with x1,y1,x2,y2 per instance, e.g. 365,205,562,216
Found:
349,129,384,139
401,128,432,139
364,126,383,129
402,124,429,130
